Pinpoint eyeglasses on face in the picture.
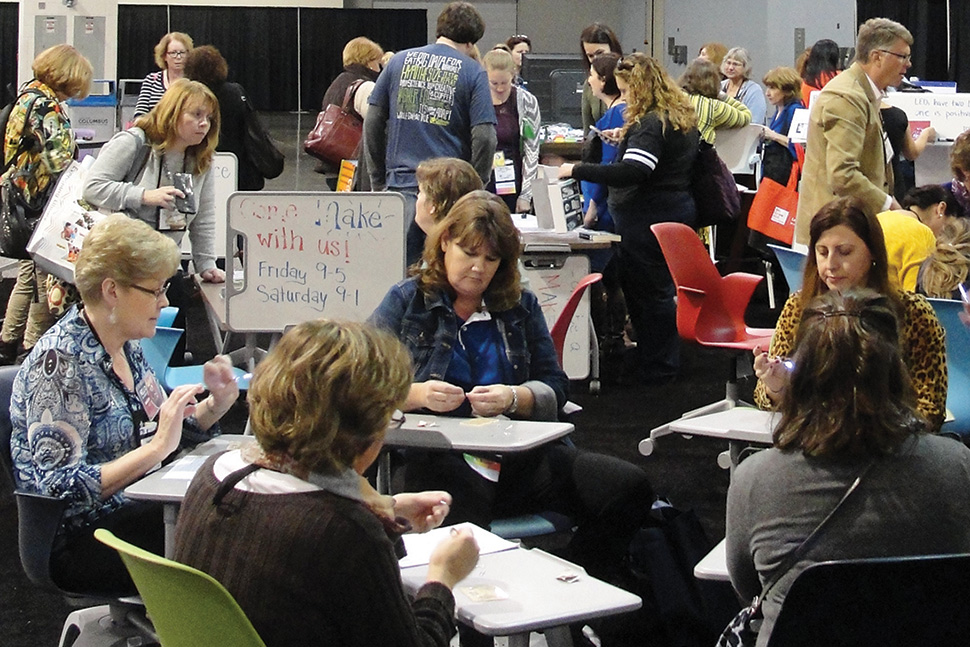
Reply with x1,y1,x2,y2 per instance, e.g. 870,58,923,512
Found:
878,49,911,63
128,280,171,299
167,50,188,59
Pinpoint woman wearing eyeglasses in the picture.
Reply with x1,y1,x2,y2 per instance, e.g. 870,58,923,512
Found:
9,215,239,596
133,32,194,118
559,53,700,384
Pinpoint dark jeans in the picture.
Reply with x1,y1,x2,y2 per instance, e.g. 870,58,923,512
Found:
396,441,653,578
51,501,165,597
612,190,695,381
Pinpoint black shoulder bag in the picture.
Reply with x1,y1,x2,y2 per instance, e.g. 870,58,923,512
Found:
0,90,50,259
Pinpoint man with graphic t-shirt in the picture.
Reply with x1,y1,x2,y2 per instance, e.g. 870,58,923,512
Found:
363,1,497,265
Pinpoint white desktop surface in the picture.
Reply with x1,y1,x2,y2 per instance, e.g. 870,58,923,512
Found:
400,544,641,636
694,538,730,582
385,414,573,452
667,408,779,444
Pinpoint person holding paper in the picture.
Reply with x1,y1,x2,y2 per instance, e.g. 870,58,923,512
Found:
793,18,913,245
0,45,93,364
369,191,653,594
174,319,479,647
759,67,804,185
9,215,239,596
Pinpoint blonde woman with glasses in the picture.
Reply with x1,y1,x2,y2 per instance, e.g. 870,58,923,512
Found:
134,31,194,117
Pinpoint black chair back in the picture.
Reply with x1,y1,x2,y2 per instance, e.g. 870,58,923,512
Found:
767,553,970,646
0,364,21,487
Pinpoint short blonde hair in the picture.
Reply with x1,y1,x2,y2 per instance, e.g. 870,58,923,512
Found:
855,18,912,63
134,79,220,174
483,48,514,73
416,157,483,225
342,37,383,67
153,32,194,70
248,320,412,474
721,47,753,79
32,45,93,100
75,214,180,304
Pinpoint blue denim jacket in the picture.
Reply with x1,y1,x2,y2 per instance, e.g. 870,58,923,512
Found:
369,278,568,421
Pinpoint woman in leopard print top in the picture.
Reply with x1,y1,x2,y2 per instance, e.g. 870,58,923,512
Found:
754,197,947,430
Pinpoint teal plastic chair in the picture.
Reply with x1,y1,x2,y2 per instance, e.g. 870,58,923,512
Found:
157,306,179,328
927,298,970,439
140,327,251,391
94,529,267,647
767,244,808,295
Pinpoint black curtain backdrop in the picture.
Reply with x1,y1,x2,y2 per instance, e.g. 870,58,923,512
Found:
951,1,970,92
1,2,20,100
856,0,948,84
118,5,169,85
299,8,427,111
116,6,426,112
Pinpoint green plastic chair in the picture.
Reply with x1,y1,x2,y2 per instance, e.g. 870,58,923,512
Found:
93,529,266,647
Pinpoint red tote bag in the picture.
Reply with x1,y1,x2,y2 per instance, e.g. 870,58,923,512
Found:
747,159,800,245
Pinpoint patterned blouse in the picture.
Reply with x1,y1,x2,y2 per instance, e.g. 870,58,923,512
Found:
2,80,75,204
753,291,948,431
9,306,215,541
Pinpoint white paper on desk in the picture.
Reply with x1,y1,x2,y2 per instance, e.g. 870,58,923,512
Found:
399,522,518,569
161,455,208,480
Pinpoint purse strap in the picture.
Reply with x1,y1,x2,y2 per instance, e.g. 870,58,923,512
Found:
753,459,875,607
2,89,47,176
341,79,366,113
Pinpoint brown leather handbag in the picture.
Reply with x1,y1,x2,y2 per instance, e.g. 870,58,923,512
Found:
303,80,365,165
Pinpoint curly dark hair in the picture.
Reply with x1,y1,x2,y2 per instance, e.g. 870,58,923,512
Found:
184,45,228,87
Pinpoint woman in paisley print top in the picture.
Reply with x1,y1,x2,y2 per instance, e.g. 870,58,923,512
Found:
9,215,239,594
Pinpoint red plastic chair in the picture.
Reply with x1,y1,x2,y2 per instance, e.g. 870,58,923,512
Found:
640,222,774,459
549,272,603,366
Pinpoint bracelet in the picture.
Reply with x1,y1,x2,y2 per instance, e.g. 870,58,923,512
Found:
504,386,519,415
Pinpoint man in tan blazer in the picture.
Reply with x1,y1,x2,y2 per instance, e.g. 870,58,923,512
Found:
793,18,913,245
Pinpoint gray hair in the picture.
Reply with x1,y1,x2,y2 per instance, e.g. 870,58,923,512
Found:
721,47,752,79
855,17,913,63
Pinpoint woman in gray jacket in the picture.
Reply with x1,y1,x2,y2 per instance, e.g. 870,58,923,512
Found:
83,78,225,283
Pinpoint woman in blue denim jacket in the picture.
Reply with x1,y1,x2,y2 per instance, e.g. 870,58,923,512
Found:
370,190,653,588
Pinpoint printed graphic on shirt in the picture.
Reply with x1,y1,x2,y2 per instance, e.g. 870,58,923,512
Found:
395,51,463,126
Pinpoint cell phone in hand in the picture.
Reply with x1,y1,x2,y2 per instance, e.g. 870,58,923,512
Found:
172,172,196,214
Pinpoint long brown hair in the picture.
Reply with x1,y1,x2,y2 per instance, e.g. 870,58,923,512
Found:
615,53,696,138
775,289,926,457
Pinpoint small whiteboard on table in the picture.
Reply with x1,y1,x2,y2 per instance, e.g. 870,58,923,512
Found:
226,191,405,331
522,253,591,379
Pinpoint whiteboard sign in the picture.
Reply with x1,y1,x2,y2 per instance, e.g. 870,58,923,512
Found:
888,93,970,141
226,191,405,331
